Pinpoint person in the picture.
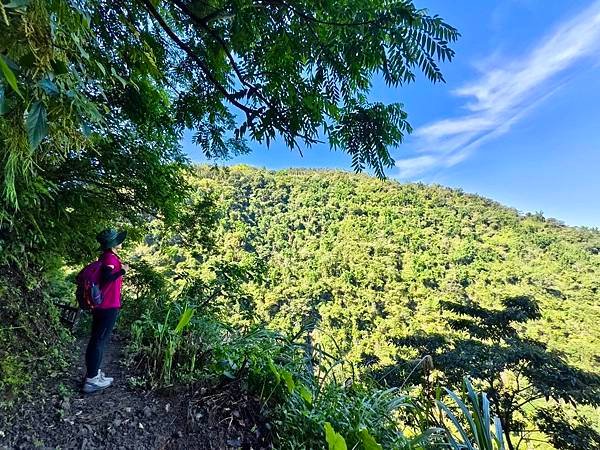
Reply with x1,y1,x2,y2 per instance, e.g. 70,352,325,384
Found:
82,228,129,394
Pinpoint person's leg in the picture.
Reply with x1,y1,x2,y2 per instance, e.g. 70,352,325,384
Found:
95,308,119,373
85,309,119,379
85,310,103,379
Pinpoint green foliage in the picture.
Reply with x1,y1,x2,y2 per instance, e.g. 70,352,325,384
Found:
4,2,600,447
0,55,22,99
25,100,47,149
1,0,189,270
1,0,459,412
121,216,509,449
535,406,600,450
129,0,457,174
437,379,505,450
124,258,508,449
389,297,600,450
324,422,348,450
0,355,30,398
133,165,600,449
359,428,383,450
1,0,458,235
0,265,72,403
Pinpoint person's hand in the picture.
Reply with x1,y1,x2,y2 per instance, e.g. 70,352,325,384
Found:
122,263,130,271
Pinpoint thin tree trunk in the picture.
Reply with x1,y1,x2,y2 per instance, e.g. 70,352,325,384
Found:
305,330,314,377
502,415,516,450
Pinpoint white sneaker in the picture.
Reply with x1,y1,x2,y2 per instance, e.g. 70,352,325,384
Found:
98,369,113,384
83,371,112,393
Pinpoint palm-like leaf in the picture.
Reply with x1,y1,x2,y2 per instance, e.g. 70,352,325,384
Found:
437,378,506,450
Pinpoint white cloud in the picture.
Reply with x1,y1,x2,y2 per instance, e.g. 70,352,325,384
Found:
396,0,600,178
396,155,441,178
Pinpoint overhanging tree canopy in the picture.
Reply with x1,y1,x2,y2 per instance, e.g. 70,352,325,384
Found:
0,0,457,260
129,0,459,176
2,0,458,175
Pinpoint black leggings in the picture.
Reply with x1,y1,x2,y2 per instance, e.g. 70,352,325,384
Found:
85,308,119,378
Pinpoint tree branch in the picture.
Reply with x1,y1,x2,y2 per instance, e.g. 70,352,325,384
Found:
169,0,271,105
138,0,259,119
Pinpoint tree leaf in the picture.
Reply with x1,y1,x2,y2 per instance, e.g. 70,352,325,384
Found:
267,358,280,384
174,307,194,334
324,422,347,450
280,369,294,393
359,428,383,450
297,383,313,405
39,78,59,95
26,101,48,150
0,55,23,99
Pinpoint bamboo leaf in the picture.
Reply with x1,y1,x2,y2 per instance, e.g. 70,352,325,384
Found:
0,55,23,99
174,307,194,334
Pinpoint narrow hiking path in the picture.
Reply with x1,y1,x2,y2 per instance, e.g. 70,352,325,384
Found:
0,334,270,450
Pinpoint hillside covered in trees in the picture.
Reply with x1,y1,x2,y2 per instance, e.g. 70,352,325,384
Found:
2,0,599,448
149,166,600,371
129,165,600,449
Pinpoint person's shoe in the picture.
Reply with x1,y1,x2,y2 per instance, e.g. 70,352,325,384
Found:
82,372,112,394
98,369,113,384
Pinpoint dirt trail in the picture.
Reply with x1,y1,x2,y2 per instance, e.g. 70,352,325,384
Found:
0,334,269,450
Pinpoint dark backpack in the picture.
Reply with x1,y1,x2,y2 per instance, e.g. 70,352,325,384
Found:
76,260,103,310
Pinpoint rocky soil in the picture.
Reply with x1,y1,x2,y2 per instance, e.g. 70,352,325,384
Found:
0,334,270,450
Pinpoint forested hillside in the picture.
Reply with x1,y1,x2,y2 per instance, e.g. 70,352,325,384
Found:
156,166,600,370
131,165,600,448
2,1,599,448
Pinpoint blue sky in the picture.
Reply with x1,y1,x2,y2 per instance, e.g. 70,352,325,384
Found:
183,0,600,228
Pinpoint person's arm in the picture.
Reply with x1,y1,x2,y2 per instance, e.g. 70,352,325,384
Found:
100,264,126,285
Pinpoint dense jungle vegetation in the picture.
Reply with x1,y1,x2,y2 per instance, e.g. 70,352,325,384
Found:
123,165,600,449
1,0,599,449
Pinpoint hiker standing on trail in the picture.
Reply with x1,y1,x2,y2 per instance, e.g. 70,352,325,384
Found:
82,229,129,394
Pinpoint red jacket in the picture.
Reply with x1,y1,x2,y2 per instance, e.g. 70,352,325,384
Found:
98,250,124,309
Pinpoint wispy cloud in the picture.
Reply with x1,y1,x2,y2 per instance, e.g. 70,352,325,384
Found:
396,1,600,178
